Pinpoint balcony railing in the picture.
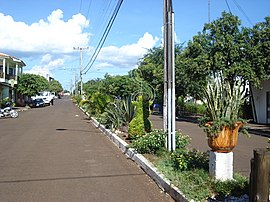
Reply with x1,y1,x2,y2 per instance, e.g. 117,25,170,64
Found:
0,72,17,80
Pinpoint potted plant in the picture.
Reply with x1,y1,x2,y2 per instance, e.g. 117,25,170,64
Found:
199,73,248,153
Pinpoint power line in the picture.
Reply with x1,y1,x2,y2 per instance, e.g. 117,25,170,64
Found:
85,0,115,53
225,0,232,14
79,0,83,13
231,0,253,26
82,0,123,74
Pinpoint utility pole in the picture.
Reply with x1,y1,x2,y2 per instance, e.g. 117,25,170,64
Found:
163,0,175,151
73,47,89,96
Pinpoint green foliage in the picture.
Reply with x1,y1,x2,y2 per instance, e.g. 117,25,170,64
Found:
177,96,185,109
17,73,49,96
97,97,135,130
244,16,270,87
198,74,247,137
128,95,152,139
156,160,212,201
214,174,249,199
129,129,191,154
0,97,12,108
72,95,82,105
155,156,249,201
48,80,63,93
89,92,112,115
170,149,209,171
84,75,138,99
184,102,206,115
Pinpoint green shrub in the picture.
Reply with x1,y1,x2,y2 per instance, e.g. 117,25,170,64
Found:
128,95,151,139
184,102,206,115
170,149,209,171
0,97,12,108
71,95,82,105
214,174,249,199
155,157,249,201
129,129,191,154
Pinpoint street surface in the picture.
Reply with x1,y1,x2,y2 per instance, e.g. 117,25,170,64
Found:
0,97,173,202
150,115,269,176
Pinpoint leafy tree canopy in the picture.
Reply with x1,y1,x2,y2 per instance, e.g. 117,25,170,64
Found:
17,73,49,96
48,79,63,93
84,74,144,99
185,12,270,89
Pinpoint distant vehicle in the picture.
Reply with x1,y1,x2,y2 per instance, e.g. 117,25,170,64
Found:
29,98,45,108
31,91,55,106
152,103,161,114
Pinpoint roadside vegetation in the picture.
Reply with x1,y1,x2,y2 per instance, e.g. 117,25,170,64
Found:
70,12,269,201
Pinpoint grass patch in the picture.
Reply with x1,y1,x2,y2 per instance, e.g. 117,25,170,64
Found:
129,129,249,201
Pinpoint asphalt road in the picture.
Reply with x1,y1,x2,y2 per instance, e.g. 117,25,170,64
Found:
0,97,173,202
150,115,269,176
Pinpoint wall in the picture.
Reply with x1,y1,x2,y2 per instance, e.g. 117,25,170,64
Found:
252,79,270,124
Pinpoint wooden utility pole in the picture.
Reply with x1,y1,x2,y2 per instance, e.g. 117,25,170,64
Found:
163,0,175,151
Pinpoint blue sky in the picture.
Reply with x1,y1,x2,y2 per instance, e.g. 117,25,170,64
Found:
0,0,269,90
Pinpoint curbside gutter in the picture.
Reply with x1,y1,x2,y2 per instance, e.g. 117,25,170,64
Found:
80,107,188,202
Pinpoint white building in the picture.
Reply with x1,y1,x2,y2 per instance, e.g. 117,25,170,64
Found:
0,53,25,102
251,79,270,124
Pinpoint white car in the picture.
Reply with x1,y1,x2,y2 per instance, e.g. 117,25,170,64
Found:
31,91,54,105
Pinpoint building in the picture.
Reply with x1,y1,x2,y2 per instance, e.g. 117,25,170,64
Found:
251,79,270,124
0,53,26,102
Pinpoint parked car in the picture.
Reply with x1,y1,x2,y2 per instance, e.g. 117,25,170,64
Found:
31,91,55,106
29,98,45,108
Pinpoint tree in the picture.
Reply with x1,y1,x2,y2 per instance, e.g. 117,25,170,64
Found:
245,16,270,87
185,12,270,91
84,74,142,99
135,45,204,102
134,47,164,104
17,73,49,96
48,80,63,93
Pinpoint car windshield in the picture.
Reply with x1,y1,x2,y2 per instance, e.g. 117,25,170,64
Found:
37,92,49,96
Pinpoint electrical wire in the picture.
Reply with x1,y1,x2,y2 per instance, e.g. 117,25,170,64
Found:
225,0,232,14
231,0,253,26
79,0,83,13
82,0,123,74
87,0,115,52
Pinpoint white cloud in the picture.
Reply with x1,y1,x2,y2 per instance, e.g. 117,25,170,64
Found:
25,54,65,78
0,9,90,53
0,9,161,81
96,32,159,69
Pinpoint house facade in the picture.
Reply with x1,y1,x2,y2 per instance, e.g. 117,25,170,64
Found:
0,53,25,103
251,79,270,125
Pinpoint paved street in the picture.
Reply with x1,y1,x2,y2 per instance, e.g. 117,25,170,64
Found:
0,97,173,202
150,115,269,176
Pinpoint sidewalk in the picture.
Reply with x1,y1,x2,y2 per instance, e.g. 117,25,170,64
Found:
246,123,270,138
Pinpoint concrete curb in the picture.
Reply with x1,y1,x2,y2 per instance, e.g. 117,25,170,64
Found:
91,117,188,202
79,107,188,202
